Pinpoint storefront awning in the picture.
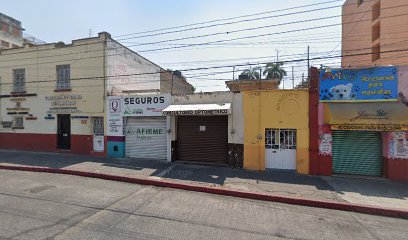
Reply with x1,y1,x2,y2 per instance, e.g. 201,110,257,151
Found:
163,103,231,116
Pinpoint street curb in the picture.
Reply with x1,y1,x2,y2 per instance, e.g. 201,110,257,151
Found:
0,165,407,219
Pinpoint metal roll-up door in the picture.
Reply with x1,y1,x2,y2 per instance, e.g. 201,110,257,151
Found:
332,131,382,176
176,116,228,164
125,117,167,160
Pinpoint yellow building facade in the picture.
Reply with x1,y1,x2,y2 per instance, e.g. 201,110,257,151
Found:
242,90,310,174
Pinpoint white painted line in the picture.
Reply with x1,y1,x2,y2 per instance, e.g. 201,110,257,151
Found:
155,164,176,178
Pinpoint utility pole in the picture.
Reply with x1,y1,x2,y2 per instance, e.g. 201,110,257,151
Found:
171,71,174,95
233,66,235,81
292,66,294,89
259,66,262,90
259,66,262,80
275,49,279,62
307,45,310,81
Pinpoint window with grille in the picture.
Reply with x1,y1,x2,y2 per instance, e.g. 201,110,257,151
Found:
12,117,24,129
93,117,104,136
56,65,71,90
265,129,296,149
13,69,25,93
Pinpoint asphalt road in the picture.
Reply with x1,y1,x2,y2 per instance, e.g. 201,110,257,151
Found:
0,170,406,240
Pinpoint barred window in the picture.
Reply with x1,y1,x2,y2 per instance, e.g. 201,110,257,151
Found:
93,117,104,136
13,69,25,93
12,117,24,129
56,65,70,90
265,128,296,150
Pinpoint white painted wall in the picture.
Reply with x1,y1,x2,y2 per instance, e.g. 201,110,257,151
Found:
106,40,161,95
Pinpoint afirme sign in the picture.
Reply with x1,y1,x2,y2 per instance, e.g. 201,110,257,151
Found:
163,109,228,116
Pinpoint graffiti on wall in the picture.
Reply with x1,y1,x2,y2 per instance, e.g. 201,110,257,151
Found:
388,132,408,159
319,133,332,156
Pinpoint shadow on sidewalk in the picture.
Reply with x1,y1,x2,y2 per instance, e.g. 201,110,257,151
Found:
322,176,408,200
0,149,331,190
1,149,407,202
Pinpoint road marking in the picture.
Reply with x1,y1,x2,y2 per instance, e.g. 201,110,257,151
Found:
155,164,176,178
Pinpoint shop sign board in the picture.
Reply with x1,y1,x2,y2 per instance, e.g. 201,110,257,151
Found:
331,124,408,131
162,103,231,116
107,97,123,136
45,95,83,114
320,67,398,102
122,94,170,117
163,109,229,116
106,94,170,136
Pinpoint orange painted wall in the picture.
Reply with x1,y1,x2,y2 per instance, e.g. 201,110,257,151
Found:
342,0,408,67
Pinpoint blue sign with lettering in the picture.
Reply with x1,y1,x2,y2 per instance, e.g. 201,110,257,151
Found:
319,67,398,102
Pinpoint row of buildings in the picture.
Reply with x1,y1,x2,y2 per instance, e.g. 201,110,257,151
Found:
0,0,407,182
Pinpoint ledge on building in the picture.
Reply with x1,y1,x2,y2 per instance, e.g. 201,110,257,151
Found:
225,79,280,92
10,91,27,95
54,88,72,92
11,126,24,130
1,93,37,98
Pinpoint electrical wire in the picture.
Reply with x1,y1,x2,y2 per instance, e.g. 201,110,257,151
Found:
113,0,344,38
1,46,408,88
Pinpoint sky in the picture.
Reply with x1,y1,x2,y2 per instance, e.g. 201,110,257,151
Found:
2,0,345,92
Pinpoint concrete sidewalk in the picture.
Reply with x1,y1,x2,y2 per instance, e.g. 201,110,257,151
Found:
0,149,407,211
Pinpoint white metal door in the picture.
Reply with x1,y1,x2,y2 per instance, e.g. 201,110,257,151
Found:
125,117,167,160
92,117,104,152
265,129,296,170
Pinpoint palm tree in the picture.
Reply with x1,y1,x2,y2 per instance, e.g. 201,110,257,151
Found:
263,62,287,83
240,66,262,80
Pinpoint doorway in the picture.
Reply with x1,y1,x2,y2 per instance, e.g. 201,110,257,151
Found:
57,114,71,149
265,128,297,170
92,117,104,152
332,130,382,176
176,116,228,164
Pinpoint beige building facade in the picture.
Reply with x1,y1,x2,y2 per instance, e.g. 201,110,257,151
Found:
0,32,193,155
342,0,408,67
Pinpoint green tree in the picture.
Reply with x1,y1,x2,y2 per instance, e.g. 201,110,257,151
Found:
262,62,287,83
241,66,262,80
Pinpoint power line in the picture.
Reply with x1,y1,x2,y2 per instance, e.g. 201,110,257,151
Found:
114,0,344,38
116,4,343,41
137,16,408,52
2,8,407,65
2,46,408,87
1,38,407,81
129,3,407,48
328,0,371,53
